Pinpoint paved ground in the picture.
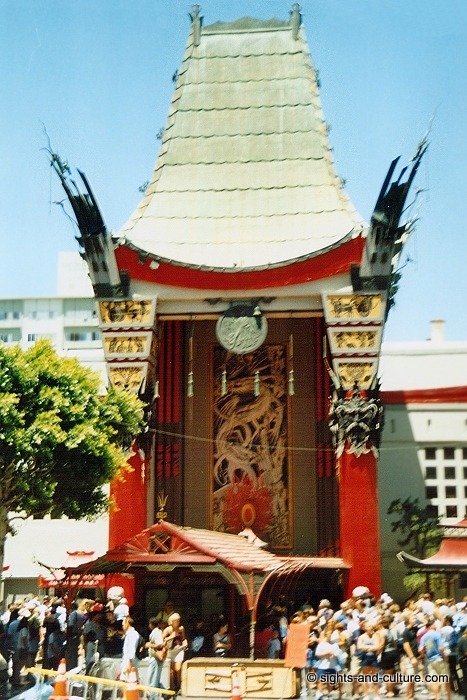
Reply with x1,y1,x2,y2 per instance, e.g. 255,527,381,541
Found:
4,677,466,700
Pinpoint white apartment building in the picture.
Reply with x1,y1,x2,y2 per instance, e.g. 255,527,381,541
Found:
378,322,467,600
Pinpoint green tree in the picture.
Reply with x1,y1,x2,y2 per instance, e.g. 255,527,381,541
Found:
388,496,443,594
388,497,443,557
0,340,145,576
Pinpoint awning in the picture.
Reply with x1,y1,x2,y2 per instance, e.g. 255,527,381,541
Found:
397,520,467,571
73,521,348,603
38,573,105,588
37,550,105,588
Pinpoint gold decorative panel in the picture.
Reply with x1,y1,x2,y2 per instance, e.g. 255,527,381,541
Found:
98,299,156,328
102,331,156,358
329,327,381,355
107,363,151,393
333,359,378,390
211,344,291,548
323,293,385,323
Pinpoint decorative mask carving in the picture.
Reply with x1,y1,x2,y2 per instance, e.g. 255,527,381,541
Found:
329,383,384,458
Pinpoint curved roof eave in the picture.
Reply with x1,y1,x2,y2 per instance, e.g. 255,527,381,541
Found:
114,232,365,292
117,226,363,274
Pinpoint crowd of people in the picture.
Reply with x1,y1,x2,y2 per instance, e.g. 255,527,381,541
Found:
256,591,467,700
0,595,233,697
0,590,466,699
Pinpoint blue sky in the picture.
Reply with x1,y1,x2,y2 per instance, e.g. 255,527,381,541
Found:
1,1,466,342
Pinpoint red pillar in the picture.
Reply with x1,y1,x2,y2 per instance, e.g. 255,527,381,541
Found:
338,449,382,599
109,443,147,549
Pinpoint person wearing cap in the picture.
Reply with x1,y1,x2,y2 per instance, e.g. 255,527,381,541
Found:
65,599,90,670
317,600,333,628
114,598,130,622
83,604,106,674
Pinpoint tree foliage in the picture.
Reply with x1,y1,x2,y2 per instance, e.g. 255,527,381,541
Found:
0,340,145,571
387,497,443,558
387,496,444,595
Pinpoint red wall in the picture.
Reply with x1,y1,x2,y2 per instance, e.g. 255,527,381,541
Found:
338,449,382,598
108,444,147,549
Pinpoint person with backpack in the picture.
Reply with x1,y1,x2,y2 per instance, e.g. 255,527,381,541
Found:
440,615,460,693
419,618,448,700
378,616,401,697
145,617,167,698
121,616,144,680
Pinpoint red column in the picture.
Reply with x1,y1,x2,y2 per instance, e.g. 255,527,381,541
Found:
338,449,382,599
108,443,147,549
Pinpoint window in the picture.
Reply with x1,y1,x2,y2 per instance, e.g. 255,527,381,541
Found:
27,333,54,343
68,332,87,342
0,301,22,320
426,505,438,518
421,446,467,522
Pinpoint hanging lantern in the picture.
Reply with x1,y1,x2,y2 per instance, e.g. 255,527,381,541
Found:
254,370,260,397
187,325,194,397
288,369,295,396
288,334,295,396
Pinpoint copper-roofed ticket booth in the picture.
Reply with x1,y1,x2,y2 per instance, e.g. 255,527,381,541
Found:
75,520,349,659
52,4,426,600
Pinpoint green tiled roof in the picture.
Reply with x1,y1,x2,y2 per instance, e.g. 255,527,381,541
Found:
119,10,365,270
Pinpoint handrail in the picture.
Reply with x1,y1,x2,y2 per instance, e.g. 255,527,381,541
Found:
27,666,175,695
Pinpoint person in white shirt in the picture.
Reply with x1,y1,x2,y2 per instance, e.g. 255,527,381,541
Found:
315,629,342,700
114,598,130,622
121,617,141,678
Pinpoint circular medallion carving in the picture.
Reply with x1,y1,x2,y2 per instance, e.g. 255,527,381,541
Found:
216,305,268,354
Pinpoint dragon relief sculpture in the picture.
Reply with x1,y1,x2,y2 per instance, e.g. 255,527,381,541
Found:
329,382,384,458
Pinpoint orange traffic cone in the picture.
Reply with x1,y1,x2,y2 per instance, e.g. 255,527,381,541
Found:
52,658,68,699
231,668,243,700
124,667,139,700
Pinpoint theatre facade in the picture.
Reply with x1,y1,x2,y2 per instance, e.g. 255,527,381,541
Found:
52,5,425,607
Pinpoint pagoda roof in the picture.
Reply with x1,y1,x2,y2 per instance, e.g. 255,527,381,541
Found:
117,9,366,273
74,520,349,576
397,520,467,571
